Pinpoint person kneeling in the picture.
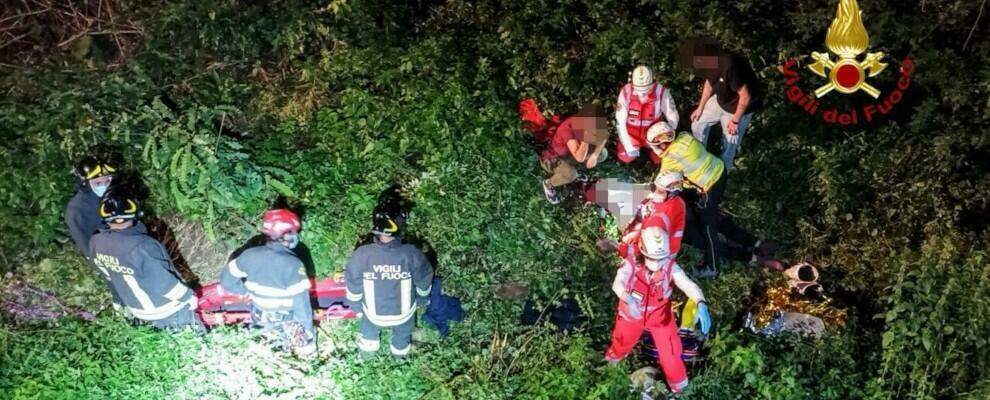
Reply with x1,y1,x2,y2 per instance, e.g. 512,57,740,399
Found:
220,209,315,355
89,185,203,332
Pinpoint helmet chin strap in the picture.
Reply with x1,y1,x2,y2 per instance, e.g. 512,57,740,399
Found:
644,258,663,272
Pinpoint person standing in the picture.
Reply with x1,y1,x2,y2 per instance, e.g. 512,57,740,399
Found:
65,156,115,259
616,65,679,165
344,199,433,359
88,185,203,331
605,216,711,394
540,104,609,204
687,41,762,172
220,209,315,355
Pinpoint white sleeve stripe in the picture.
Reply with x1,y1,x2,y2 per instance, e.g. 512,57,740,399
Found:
227,259,247,278
284,279,312,296
122,274,155,310
400,279,412,315
416,284,431,297
245,280,311,298
163,282,189,301
346,288,363,301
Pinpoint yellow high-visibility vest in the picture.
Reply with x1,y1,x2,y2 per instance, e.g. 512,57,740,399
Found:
659,133,724,192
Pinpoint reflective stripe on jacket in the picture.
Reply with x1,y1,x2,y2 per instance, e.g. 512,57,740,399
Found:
344,238,434,328
660,133,724,192
89,222,196,322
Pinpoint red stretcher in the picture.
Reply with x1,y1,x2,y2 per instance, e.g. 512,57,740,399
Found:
195,274,358,327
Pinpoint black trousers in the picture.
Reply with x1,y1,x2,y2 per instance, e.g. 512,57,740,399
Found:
682,174,758,269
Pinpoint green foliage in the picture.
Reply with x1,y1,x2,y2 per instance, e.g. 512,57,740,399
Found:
1,0,988,399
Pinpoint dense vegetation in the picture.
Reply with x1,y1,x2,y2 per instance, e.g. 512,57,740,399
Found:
1,0,988,399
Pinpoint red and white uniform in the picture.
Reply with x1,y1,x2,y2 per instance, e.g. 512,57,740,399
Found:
605,216,704,394
615,83,679,164
617,194,686,259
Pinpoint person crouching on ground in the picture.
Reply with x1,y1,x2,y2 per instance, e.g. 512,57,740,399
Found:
540,104,609,204
220,209,315,356
615,65,679,165
88,185,203,331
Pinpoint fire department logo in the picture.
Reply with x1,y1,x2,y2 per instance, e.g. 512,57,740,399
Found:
807,0,886,98
779,0,914,126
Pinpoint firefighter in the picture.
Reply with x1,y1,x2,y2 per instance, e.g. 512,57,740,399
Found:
605,216,711,394
65,156,115,259
219,209,315,355
88,185,203,331
615,65,680,165
345,199,434,359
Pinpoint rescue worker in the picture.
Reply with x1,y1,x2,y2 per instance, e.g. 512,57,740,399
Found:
65,156,115,259
646,122,782,276
344,199,434,359
541,104,609,204
219,209,315,355
615,65,679,165
88,185,203,331
612,170,687,259
605,216,711,394
646,121,726,278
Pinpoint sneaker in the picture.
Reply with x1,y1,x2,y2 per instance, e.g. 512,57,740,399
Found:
542,180,560,204
693,265,718,279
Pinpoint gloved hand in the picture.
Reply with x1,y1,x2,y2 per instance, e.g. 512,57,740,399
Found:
626,148,640,158
695,302,712,335
624,294,642,319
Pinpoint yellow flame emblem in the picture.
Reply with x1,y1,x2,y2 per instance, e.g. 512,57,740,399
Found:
807,0,887,98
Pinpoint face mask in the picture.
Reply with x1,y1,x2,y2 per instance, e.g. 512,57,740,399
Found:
633,84,653,97
281,233,299,249
91,184,109,197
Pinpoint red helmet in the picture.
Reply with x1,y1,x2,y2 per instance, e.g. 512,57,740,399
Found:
262,209,301,239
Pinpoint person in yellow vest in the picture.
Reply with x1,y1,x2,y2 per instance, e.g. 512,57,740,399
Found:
645,121,725,278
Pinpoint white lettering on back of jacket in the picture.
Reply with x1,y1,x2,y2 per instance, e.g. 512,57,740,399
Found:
366,264,412,280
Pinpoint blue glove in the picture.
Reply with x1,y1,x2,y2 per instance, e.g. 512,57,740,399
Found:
624,294,642,319
696,302,712,335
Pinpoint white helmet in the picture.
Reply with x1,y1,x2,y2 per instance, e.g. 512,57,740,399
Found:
646,121,675,152
638,225,671,261
631,65,655,91
653,170,684,192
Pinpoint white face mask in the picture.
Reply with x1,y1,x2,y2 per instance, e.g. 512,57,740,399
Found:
91,184,109,197
645,258,662,272
281,233,300,249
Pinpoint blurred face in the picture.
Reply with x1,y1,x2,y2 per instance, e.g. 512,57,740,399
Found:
574,116,606,145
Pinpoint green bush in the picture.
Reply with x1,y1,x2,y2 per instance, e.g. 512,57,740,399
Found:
1,0,988,398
